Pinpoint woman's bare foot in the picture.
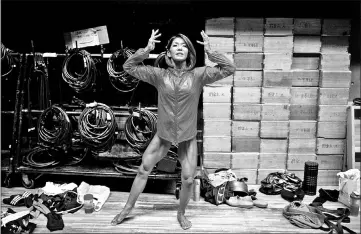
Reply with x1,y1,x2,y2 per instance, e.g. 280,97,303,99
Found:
111,209,131,226
177,211,192,230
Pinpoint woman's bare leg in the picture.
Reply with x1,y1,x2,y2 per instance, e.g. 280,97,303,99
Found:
111,134,171,225
177,137,197,230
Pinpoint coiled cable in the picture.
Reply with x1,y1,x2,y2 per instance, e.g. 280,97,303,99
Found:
62,49,97,93
107,47,139,92
38,105,72,151
22,147,61,168
78,102,117,154
1,43,15,78
23,105,72,168
124,108,157,152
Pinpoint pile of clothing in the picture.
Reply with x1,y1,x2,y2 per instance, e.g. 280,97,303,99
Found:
1,181,110,233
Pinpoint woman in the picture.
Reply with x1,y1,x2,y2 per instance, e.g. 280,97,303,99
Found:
111,29,236,229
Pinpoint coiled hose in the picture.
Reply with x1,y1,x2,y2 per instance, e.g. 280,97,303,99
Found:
62,49,97,93
124,108,157,152
78,102,117,154
107,47,139,92
1,43,15,78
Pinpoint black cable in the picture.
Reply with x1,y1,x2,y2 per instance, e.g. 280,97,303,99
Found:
124,108,157,152
37,105,72,151
78,102,117,154
1,43,15,78
22,146,61,168
62,49,97,93
107,47,139,92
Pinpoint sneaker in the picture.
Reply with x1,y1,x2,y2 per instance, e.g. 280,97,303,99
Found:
226,196,239,207
226,196,253,208
250,195,268,208
237,196,253,209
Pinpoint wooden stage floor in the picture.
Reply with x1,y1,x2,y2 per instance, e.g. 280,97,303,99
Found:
1,185,360,233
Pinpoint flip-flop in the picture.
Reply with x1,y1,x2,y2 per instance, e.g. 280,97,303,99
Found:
3,192,33,206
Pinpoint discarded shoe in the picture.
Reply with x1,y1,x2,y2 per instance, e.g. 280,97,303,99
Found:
237,196,254,209
226,196,253,208
250,195,268,208
83,194,94,214
226,196,239,207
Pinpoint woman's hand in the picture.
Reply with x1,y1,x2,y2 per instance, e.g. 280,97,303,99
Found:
196,30,211,51
145,29,161,52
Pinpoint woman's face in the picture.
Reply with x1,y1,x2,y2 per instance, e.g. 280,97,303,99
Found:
167,37,189,62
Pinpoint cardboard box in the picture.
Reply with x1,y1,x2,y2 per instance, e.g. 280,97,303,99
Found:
203,86,232,103
259,153,287,169
264,53,292,70
260,121,289,138
320,70,352,88
289,121,317,138
205,17,235,36
232,137,261,153
316,138,345,155
290,105,318,120
208,37,234,53
318,105,347,121
203,119,232,136
319,88,349,105
316,155,343,170
235,35,264,52
288,138,317,154
321,36,349,54
261,104,290,121
235,18,264,35
232,121,260,137
233,87,261,103
262,87,291,104
234,53,263,70
287,154,317,170
264,36,294,53
293,36,321,53
265,18,294,35
322,19,351,36
263,70,292,87
203,152,232,168
231,153,259,169
294,18,321,35
203,103,231,119
233,71,262,87
260,139,288,153
291,56,320,70
292,70,320,87
317,121,347,138
320,53,350,71
203,136,231,152
233,103,262,121
291,87,319,105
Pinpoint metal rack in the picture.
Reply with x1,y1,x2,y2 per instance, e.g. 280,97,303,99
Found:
1,51,182,198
